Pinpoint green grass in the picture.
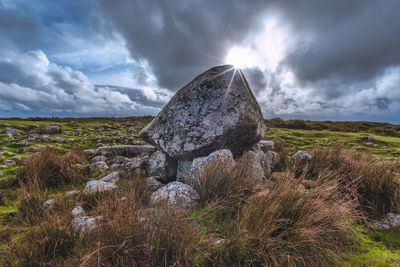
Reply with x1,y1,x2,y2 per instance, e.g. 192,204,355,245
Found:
266,127,400,158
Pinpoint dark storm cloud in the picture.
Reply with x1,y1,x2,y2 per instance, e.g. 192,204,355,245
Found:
95,0,400,99
96,0,271,90
282,0,400,86
243,67,267,96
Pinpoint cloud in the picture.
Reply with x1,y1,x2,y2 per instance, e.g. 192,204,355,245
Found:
0,50,164,117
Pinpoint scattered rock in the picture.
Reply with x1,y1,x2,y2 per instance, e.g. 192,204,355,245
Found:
140,65,266,159
366,213,400,230
84,149,96,155
145,176,163,191
42,199,55,211
113,156,129,164
257,140,275,153
43,125,61,134
99,171,120,183
71,216,102,233
90,161,109,172
150,181,200,214
5,128,21,138
0,172,3,176
189,149,235,185
4,159,16,166
65,190,80,196
71,206,85,217
240,149,267,181
83,180,117,194
110,163,121,170
91,155,107,164
292,151,312,162
123,156,148,172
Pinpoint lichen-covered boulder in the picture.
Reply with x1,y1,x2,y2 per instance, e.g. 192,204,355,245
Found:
150,181,200,214
140,65,265,159
189,149,235,185
83,180,117,194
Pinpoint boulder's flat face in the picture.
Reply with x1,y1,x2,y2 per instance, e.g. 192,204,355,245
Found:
140,65,266,159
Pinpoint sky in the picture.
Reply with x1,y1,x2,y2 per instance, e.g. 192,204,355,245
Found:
0,0,399,123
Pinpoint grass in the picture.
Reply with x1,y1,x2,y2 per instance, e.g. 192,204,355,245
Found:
0,117,400,266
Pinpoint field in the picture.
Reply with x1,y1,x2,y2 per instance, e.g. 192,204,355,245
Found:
1,117,400,266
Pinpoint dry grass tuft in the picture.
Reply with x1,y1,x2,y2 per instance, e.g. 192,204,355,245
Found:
298,143,400,217
17,146,88,190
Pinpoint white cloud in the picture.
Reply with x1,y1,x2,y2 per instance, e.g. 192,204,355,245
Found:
0,50,162,116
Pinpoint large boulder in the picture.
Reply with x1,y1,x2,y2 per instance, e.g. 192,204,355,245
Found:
140,65,265,159
150,181,200,214
189,149,235,185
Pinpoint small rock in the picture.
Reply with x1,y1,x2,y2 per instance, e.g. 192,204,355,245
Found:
71,216,102,233
292,151,312,162
382,213,400,227
71,206,86,217
0,172,3,176
42,199,55,211
113,156,129,164
365,142,374,146
110,163,122,170
99,171,120,183
240,149,266,181
5,128,20,138
257,140,275,152
123,156,148,172
145,176,163,191
366,220,390,231
90,161,109,172
150,181,200,214
65,190,80,196
91,155,107,164
43,125,61,134
83,180,117,194
84,149,96,155
4,159,16,166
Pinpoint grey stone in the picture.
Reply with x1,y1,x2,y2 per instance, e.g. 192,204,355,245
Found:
257,140,275,152
90,161,109,172
42,199,55,211
147,151,177,183
292,151,312,162
0,172,3,176
91,155,107,164
189,149,235,185
83,180,117,194
150,181,200,214
71,216,102,233
97,145,157,158
5,128,20,138
43,125,61,134
65,190,80,196
140,65,265,159
71,206,85,217
366,220,390,230
240,149,266,181
123,156,148,172
113,156,129,164
99,171,120,183
4,159,16,166
145,176,163,191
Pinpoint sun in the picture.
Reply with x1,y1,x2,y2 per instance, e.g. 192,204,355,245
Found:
224,46,258,69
